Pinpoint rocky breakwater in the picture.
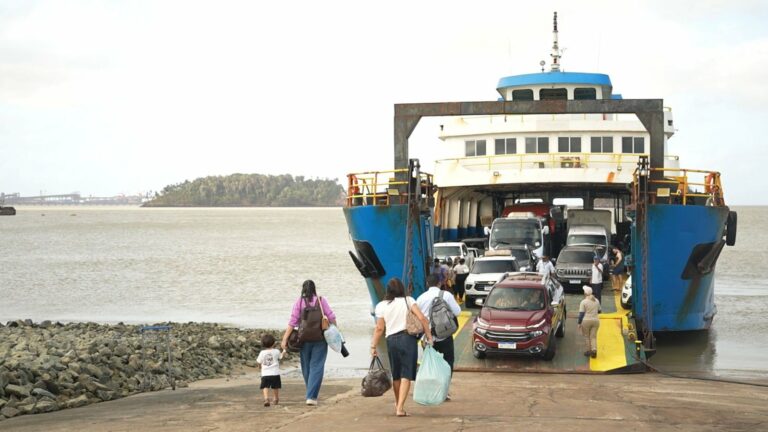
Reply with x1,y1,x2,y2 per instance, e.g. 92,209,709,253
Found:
0,320,289,421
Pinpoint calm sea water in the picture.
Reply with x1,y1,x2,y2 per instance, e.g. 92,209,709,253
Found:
1,206,766,378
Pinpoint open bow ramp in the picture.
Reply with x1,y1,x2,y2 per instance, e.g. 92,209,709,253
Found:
453,289,646,374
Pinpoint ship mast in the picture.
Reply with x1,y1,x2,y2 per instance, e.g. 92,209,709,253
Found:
550,12,561,72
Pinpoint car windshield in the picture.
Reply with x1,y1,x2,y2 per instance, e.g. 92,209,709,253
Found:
471,260,518,274
567,234,606,246
486,288,544,311
557,250,595,263
490,219,540,248
434,245,461,258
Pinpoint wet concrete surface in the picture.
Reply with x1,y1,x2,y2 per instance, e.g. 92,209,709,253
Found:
2,370,767,432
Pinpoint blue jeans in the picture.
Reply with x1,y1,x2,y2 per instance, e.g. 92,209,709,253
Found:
299,340,328,400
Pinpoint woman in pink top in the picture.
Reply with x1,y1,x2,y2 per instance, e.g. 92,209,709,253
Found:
280,280,336,406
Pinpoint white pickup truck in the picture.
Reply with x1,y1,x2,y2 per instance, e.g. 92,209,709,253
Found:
433,242,476,268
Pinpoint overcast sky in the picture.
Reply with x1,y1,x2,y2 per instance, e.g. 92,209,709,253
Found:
1,0,766,204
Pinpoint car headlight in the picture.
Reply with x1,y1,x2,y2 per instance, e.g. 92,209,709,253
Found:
526,319,546,329
475,327,487,336
530,330,544,337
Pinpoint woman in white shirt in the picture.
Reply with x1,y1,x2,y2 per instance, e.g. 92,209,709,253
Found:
370,278,432,417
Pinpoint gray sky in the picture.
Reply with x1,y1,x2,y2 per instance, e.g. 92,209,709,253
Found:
1,0,766,204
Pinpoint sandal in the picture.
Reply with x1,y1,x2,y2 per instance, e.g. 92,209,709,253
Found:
396,411,409,417
264,400,271,407
273,397,279,405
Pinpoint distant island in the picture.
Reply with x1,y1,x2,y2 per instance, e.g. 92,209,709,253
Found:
142,174,346,207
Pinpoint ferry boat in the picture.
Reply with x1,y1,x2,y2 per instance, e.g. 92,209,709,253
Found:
344,13,736,353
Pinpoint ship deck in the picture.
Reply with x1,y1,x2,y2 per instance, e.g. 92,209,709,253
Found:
453,286,646,374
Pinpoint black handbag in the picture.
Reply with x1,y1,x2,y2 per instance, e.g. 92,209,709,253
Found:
287,328,302,353
361,356,392,397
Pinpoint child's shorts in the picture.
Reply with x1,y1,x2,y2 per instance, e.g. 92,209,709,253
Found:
260,375,282,389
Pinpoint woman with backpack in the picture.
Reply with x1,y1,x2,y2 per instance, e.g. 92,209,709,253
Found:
280,280,336,406
370,277,432,417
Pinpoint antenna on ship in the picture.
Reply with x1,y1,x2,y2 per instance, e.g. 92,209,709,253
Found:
550,11,561,72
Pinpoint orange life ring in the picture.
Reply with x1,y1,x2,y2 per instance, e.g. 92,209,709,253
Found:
349,174,360,196
704,172,715,194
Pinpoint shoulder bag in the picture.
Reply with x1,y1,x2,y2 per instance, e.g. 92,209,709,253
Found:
405,297,424,336
317,296,330,331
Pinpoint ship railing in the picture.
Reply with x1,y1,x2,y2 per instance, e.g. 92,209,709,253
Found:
346,169,434,207
435,153,647,172
635,168,725,206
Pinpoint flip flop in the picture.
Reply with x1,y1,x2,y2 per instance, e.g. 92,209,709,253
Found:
273,398,279,405
396,411,409,417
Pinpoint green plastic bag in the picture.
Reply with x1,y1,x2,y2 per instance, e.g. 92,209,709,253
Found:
413,345,451,405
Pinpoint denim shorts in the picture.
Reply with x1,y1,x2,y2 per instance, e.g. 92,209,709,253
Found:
386,331,418,381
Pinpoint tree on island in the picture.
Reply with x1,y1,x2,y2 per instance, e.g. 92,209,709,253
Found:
143,173,345,207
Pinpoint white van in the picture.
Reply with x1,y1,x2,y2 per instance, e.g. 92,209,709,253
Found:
433,242,474,268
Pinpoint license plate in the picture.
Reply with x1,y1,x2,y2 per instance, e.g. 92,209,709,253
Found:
570,280,580,284
498,342,517,349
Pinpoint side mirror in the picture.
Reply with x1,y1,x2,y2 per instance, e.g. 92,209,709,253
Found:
474,298,485,306
542,226,550,235
535,241,541,247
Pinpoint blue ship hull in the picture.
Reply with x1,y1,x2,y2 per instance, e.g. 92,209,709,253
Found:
632,204,729,332
343,204,433,307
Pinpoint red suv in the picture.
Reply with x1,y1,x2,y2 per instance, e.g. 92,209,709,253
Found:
472,273,565,360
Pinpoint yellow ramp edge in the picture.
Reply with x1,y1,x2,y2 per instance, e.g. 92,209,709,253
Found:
455,311,472,337
590,317,626,371
590,289,631,371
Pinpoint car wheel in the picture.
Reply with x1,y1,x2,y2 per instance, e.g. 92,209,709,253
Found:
472,346,486,359
542,340,556,361
555,316,565,338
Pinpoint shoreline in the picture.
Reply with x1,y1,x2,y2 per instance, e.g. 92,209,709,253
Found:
0,320,296,421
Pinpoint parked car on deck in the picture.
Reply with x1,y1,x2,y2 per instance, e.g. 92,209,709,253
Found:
434,242,474,268
507,245,536,272
555,244,607,291
472,273,565,360
464,253,519,307
621,274,632,309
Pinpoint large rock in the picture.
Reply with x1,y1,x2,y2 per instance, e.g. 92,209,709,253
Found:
1,406,20,418
4,384,31,398
96,390,116,401
83,364,104,379
64,394,89,409
31,388,56,399
34,400,58,413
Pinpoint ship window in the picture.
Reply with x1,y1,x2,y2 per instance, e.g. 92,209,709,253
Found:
495,138,517,154
526,137,549,153
590,136,614,153
558,137,582,153
539,88,567,100
465,140,486,157
634,137,645,153
574,88,597,100
622,137,645,153
512,89,534,101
